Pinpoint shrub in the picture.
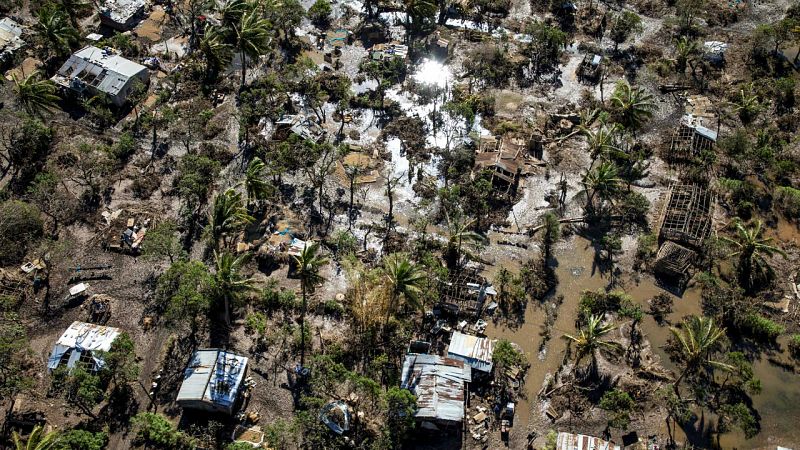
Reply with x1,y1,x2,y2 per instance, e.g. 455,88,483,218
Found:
0,200,43,264
736,313,784,341
599,389,635,429
54,429,108,450
788,334,800,359
493,339,527,368
579,290,631,316
308,0,332,27
133,412,192,448
245,311,267,335
775,186,800,220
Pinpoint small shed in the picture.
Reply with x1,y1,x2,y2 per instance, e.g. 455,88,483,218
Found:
369,42,408,61
52,46,149,106
177,349,249,415
99,0,147,31
400,354,472,429
274,114,326,143
447,331,495,373
47,321,121,372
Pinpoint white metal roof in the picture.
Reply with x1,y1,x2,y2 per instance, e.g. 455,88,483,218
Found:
0,18,24,57
177,349,248,411
54,46,147,97
48,321,121,371
557,432,621,450
100,0,146,23
447,331,495,372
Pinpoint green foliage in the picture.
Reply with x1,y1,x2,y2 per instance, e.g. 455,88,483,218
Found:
788,334,800,359
176,155,220,207
735,313,784,341
53,429,108,450
107,132,137,162
544,429,558,450
599,389,635,429
718,402,759,439
263,418,297,449
579,289,631,316
635,232,657,265
0,302,34,399
308,0,332,27
609,11,643,49
226,442,255,450
493,339,527,368
0,200,43,265
775,186,800,220
245,311,267,335
331,230,358,257
463,45,514,87
142,220,185,262
156,260,212,330
52,366,104,415
133,412,193,449
525,21,567,76
383,386,417,448
99,332,139,388
259,280,299,312
4,116,53,185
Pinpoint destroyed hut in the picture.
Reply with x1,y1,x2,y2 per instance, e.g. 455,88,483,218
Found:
447,331,495,374
99,0,146,31
0,17,24,66
48,321,121,372
653,184,714,280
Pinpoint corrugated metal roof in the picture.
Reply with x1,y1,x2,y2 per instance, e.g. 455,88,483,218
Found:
177,349,248,411
401,354,471,423
0,18,24,57
47,321,121,371
557,432,621,450
447,331,495,372
53,46,147,97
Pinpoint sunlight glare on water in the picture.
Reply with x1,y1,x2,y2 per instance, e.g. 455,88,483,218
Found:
412,59,452,88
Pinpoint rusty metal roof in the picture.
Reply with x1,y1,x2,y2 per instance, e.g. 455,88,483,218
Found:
447,331,495,373
401,354,471,424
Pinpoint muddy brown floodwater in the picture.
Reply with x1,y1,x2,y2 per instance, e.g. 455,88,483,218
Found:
485,235,800,449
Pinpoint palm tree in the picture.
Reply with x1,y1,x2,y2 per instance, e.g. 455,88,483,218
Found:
212,251,257,326
199,25,233,81
207,189,254,249
231,5,272,88
675,36,699,74
720,219,787,292
580,122,621,166
12,72,60,117
56,0,91,29
380,253,425,328
562,314,621,379
443,216,486,270
669,315,732,395
217,0,249,27
34,4,79,61
293,241,329,366
13,424,60,450
242,157,274,207
582,161,621,214
610,80,655,132
732,84,762,125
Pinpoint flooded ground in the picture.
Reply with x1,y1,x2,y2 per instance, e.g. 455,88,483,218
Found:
484,235,800,448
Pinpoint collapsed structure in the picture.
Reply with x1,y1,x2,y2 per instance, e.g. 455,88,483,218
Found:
0,17,24,66
474,134,544,196
99,0,147,31
668,95,718,163
274,114,327,143
52,46,150,106
437,271,496,317
653,184,714,280
400,354,472,430
368,42,409,61
48,321,121,372
176,349,249,415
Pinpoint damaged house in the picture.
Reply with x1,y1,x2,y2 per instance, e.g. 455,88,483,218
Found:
400,354,472,430
99,0,147,31
437,271,495,317
447,331,495,374
653,184,714,280
668,113,717,163
274,114,327,143
0,17,24,66
368,42,409,61
473,134,543,196
47,321,121,372
177,349,249,415
52,46,150,106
